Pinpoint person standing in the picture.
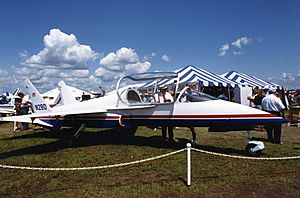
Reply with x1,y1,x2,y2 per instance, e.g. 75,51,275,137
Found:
253,89,265,110
14,93,22,130
155,85,174,142
247,86,259,108
187,83,197,142
19,92,30,130
179,83,197,143
261,90,285,144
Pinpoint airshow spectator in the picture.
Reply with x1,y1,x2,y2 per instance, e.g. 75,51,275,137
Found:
262,90,285,144
18,92,30,130
155,85,174,142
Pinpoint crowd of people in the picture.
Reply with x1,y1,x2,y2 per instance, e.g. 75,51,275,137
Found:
144,83,288,145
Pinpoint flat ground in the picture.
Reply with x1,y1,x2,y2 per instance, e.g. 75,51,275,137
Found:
0,122,299,198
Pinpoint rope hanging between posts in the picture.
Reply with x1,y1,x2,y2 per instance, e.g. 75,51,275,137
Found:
0,149,186,171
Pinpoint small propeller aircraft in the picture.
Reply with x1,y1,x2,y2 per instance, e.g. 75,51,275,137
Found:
0,72,285,156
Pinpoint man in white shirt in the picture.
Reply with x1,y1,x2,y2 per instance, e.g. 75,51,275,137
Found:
156,85,174,141
261,90,285,144
155,85,174,103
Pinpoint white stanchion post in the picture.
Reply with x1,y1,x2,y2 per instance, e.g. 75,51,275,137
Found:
186,143,191,186
13,121,16,132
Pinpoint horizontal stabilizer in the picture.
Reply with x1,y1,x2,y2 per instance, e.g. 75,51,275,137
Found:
0,108,15,114
0,116,53,128
0,108,107,122
0,115,32,123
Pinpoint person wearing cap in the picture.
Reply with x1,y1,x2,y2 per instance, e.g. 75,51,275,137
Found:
261,90,285,144
155,85,174,141
155,85,174,103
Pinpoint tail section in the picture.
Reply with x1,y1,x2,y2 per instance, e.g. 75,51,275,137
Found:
58,81,78,105
25,79,53,114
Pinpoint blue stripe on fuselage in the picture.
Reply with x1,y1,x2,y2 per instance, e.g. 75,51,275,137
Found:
40,117,285,130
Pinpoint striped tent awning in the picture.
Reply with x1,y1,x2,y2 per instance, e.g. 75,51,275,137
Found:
221,71,280,89
144,65,237,87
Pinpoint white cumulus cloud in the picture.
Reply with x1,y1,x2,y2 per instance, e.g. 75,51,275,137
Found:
0,68,18,93
0,30,156,93
280,72,295,81
218,36,252,56
100,47,139,71
94,67,120,82
231,37,251,48
161,54,171,62
270,71,300,89
143,52,156,61
96,47,151,82
125,62,151,73
218,43,230,56
23,29,98,69
0,69,8,78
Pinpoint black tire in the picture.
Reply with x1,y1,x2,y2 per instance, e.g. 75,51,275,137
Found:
246,143,262,157
118,126,138,137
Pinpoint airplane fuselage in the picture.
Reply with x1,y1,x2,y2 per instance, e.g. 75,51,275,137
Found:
39,93,283,131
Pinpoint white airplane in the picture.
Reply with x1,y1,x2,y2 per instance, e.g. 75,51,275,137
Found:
0,72,285,156
0,89,20,115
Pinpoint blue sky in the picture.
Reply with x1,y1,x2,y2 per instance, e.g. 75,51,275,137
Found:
0,0,299,93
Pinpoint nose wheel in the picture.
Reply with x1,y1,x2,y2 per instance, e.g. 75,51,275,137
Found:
245,141,264,157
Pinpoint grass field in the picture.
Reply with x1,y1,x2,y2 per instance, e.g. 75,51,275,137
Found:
0,122,299,197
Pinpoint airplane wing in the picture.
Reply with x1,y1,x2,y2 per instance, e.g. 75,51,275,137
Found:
0,108,108,127
0,108,15,114
0,116,59,128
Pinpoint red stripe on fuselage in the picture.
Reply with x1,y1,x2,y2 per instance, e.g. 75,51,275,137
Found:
36,114,278,120
126,114,277,119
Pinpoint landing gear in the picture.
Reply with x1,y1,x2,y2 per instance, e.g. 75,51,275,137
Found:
74,123,86,138
66,123,86,146
246,140,264,157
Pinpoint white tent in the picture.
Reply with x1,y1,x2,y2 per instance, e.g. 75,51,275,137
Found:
221,71,280,89
144,65,237,87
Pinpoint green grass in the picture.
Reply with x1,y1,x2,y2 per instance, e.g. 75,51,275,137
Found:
0,122,299,197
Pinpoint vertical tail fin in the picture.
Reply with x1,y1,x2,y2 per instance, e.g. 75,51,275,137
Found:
25,79,53,114
58,81,78,105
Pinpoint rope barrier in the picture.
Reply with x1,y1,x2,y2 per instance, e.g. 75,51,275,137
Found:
192,147,300,160
1,145,300,172
0,149,185,171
